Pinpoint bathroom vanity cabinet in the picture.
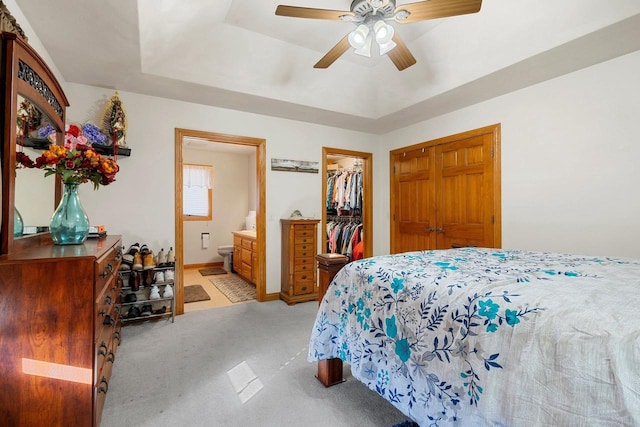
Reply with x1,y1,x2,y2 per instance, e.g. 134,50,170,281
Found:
232,230,257,285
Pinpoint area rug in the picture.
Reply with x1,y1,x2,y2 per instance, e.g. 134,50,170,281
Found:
184,285,211,303
198,267,227,276
209,275,256,303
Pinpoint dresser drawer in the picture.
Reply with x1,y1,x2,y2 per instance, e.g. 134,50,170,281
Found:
295,235,314,245
294,244,315,258
294,281,314,295
294,223,315,231
294,257,314,272
94,242,122,294
294,228,315,239
294,270,315,283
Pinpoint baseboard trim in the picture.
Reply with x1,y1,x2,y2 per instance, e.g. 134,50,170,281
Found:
184,262,223,269
263,292,280,302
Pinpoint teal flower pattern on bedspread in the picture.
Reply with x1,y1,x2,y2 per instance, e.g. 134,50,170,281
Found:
308,248,630,426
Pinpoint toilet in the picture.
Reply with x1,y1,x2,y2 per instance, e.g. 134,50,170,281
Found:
217,245,234,272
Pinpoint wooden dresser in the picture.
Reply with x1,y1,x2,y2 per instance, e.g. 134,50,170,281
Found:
233,230,257,284
0,235,123,426
280,219,320,305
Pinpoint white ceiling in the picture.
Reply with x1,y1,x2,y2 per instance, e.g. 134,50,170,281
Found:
14,0,640,134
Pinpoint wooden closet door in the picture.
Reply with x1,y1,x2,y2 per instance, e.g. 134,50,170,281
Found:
390,124,500,253
391,147,437,253
435,133,495,249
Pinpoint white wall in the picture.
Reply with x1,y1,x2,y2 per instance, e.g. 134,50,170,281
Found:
182,148,252,266
63,83,380,294
378,50,640,259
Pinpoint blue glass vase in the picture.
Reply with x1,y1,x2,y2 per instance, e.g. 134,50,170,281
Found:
13,206,24,238
49,183,90,245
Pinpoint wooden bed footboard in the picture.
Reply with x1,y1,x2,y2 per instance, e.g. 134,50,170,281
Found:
315,253,349,387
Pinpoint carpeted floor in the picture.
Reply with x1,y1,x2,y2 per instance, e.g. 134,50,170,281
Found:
101,301,410,427
184,284,211,303
209,275,256,303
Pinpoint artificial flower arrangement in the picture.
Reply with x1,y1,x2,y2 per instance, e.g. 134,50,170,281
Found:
17,123,119,189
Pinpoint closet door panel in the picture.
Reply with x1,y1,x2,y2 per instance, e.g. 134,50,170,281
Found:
392,148,436,253
435,135,493,249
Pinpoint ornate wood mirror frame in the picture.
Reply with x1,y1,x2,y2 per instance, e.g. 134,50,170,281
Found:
0,30,69,255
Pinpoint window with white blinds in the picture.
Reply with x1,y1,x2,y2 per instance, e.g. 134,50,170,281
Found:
183,163,213,220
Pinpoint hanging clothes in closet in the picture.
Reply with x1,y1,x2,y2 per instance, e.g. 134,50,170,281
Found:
326,218,363,261
326,169,363,216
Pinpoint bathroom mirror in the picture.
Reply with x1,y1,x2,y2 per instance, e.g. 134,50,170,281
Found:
1,31,69,254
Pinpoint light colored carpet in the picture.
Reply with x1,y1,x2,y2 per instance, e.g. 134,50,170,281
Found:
209,275,256,303
184,284,211,303
101,301,409,427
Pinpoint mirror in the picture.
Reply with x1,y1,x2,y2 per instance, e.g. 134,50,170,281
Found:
14,95,57,235
1,31,69,254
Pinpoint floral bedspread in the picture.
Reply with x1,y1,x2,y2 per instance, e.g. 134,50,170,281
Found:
308,248,640,426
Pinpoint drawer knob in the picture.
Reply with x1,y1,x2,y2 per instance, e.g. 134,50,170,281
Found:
98,377,109,394
100,263,113,278
301,286,307,291
98,342,108,357
301,275,307,280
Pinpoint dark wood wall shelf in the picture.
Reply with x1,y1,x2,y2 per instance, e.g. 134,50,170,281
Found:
20,137,131,157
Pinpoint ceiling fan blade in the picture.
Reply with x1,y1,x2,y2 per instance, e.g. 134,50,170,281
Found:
275,5,353,20
396,0,482,23
387,33,416,71
314,35,351,69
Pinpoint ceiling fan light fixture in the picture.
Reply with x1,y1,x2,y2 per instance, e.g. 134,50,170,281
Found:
373,20,394,44
354,34,372,57
378,39,397,56
348,24,370,49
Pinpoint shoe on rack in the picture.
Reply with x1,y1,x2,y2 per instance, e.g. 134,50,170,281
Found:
149,285,161,300
119,262,131,271
164,269,174,282
143,269,154,286
140,244,150,255
143,252,156,270
129,271,140,291
122,253,134,268
126,243,140,256
140,304,153,316
132,252,143,270
124,293,137,303
166,247,175,265
154,271,165,284
152,306,167,315
162,284,173,299
156,248,166,267
127,305,141,318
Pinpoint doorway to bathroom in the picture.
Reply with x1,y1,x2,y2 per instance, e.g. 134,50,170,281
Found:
174,128,266,315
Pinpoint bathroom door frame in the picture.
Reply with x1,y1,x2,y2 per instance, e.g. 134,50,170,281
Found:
174,128,267,315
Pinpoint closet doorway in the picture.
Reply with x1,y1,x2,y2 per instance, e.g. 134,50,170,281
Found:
322,147,373,261
174,128,266,315
390,124,501,253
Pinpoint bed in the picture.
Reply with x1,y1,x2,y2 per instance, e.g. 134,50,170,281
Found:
308,248,640,426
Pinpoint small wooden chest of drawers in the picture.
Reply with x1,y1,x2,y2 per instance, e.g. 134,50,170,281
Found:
280,219,320,305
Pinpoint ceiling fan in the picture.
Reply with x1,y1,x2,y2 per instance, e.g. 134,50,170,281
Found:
275,0,482,70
